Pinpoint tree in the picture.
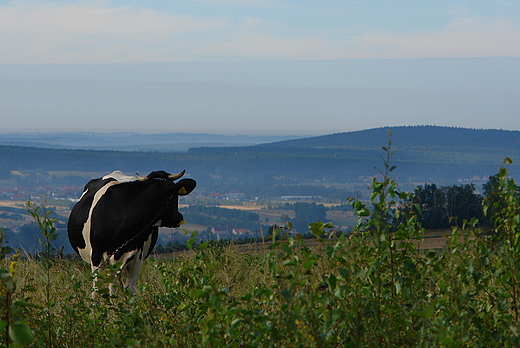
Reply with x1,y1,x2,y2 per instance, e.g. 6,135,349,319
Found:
445,184,483,226
291,202,327,232
482,171,520,229
411,183,448,229
411,183,484,230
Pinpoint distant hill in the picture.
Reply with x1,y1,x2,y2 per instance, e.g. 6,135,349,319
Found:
265,126,520,149
189,125,520,166
1,126,519,186
191,126,520,153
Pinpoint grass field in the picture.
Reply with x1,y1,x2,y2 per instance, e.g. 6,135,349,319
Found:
154,228,451,261
3,222,519,347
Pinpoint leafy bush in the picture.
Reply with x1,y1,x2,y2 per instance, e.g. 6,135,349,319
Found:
0,228,34,347
4,148,520,347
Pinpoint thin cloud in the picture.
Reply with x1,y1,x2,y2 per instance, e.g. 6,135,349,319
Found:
191,16,520,60
0,1,519,64
352,17,520,58
194,33,352,60
187,0,288,8
0,1,227,63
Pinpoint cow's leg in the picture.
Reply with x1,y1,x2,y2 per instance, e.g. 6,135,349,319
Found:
91,262,121,302
108,257,125,296
111,250,140,293
108,276,118,296
91,253,120,299
90,250,111,299
124,256,144,293
92,263,124,298
91,264,103,300
123,231,156,292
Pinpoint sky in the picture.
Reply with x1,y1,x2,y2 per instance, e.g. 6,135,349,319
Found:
1,0,519,135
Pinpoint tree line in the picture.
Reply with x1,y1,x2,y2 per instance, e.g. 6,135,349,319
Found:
180,205,269,235
280,202,328,232
407,173,519,230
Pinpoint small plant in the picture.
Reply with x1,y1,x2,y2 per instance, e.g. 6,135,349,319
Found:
25,201,59,264
25,201,58,348
0,228,34,347
482,159,520,330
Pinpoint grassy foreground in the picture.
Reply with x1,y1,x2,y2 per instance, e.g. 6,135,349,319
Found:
2,159,520,347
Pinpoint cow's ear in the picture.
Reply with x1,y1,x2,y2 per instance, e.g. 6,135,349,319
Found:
176,178,196,196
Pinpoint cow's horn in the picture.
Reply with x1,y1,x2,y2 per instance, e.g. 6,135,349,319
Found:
168,169,186,181
136,172,148,181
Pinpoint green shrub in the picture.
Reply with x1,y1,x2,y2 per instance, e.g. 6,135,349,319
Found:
0,228,34,347
5,149,520,347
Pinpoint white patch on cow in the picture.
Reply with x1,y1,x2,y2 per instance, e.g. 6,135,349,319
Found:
78,180,121,263
78,188,89,201
142,230,155,259
103,170,138,183
108,249,137,267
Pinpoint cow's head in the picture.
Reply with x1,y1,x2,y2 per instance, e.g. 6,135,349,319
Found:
136,170,196,228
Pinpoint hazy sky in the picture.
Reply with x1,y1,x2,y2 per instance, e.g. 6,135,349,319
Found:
1,0,519,135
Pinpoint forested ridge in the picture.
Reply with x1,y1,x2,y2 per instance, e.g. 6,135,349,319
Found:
2,126,520,184
267,125,520,149
191,126,520,165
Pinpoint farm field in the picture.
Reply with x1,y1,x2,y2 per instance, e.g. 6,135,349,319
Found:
0,199,70,231
0,198,359,249
217,203,358,230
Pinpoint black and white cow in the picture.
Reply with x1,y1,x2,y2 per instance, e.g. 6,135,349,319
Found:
68,170,196,297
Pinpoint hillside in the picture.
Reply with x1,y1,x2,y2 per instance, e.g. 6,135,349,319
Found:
188,126,520,181
265,126,520,149
191,126,520,159
1,126,519,186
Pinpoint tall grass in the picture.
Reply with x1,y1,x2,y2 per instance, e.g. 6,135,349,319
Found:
2,150,520,347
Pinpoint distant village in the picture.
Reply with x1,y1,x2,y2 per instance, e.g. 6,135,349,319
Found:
0,171,325,251
1,170,492,202
0,168,495,253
